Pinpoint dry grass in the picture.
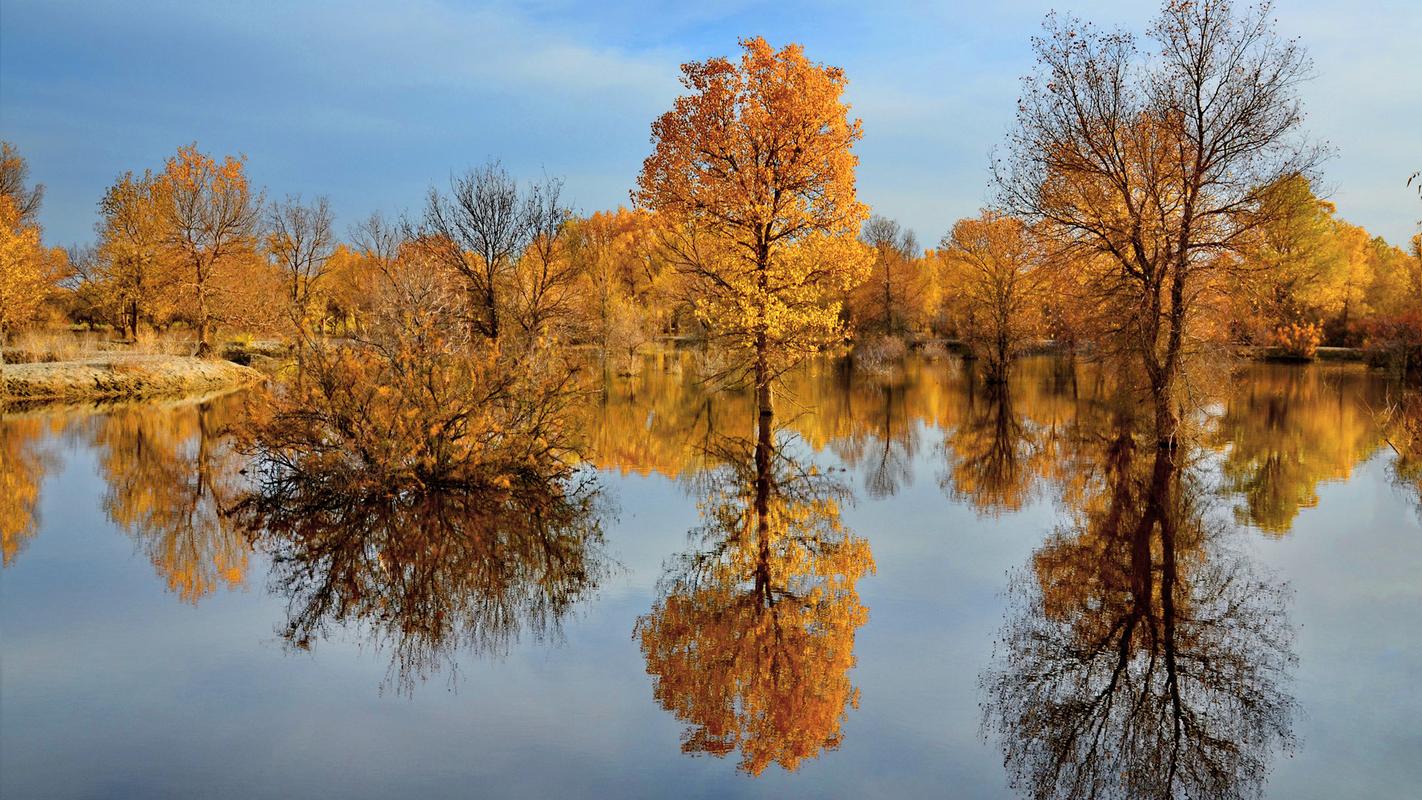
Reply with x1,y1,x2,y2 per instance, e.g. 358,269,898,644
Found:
1,354,263,405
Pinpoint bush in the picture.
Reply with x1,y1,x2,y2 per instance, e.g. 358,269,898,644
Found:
1360,313,1422,378
1271,322,1322,360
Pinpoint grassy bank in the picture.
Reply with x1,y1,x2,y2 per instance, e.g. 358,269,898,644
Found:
1,354,264,404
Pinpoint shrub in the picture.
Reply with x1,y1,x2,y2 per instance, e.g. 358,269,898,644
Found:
1271,322,1322,360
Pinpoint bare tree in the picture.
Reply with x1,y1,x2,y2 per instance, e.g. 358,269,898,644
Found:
267,194,335,336
413,161,530,340
512,176,578,336
859,216,920,336
994,0,1324,446
0,141,44,226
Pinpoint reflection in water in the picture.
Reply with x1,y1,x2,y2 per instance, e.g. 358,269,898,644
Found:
231,366,610,691
940,379,1044,515
589,354,1397,535
237,470,607,691
635,412,875,774
981,431,1297,800
0,415,56,566
88,395,249,602
1212,365,1388,533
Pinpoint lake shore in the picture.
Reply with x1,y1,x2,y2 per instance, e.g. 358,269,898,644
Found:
1,354,264,405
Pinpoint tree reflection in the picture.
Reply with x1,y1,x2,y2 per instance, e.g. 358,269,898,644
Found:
237,470,606,692
635,412,875,775
941,380,1043,515
0,415,58,566
982,434,1297,800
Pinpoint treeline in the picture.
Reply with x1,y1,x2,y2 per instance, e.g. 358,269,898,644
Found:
3,140,1417,371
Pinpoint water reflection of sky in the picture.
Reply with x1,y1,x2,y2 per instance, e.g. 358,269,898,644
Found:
2,357,1419,799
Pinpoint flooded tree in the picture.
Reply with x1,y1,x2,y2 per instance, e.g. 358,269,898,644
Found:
994,0,1325,445
635,36,872,424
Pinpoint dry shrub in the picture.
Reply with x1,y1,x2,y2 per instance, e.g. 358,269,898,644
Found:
245,259,588,492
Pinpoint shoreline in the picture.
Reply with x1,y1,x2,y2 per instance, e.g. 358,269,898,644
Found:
1,354,265,407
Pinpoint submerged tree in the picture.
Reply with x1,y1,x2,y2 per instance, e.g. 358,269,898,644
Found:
635,421,874,774
981,435,1297,799
635,36,872,424
995,0,1324,445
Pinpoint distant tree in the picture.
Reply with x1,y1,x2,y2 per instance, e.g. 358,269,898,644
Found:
414,161,533,340
510,177,578,337
635,37,872,424
943,211,1046,383
994,0,1324,446
853,216,923,337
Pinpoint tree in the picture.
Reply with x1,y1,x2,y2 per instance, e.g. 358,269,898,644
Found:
852,216,925,337
995,0,1324,446
159,144,264,356
0,141,43,227
267,194,335,336
414,161,534,340
510,176,578,336
267,194,335,383
95,169,178,339
0,144,66,361
635,36,872,426
942,211,1046,382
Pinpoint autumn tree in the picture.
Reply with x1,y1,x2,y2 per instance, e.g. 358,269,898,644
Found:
0,142,43,227
994,0,1324,446
852,216,925,337
95,169,178,339
943,211,1046,383
510,177,579,336
635,37,872,425
567,208,672,370
159,144,265,356
267,194,335,336
0,144,67,361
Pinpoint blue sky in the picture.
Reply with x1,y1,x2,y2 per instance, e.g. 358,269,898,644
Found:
2,0,1419,249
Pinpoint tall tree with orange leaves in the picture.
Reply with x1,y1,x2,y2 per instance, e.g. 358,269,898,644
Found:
635,37,871,425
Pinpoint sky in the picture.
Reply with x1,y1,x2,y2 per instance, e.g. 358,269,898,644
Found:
2,0,1419,250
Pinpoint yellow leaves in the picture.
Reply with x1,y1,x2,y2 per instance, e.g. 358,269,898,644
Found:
636,37,868,381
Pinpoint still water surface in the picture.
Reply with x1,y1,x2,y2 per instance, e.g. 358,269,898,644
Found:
2,356,1419,798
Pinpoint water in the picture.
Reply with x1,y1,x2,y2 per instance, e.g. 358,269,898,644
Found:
2,356,1419,799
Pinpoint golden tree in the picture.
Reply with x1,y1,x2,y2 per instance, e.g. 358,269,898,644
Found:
159,144,264,356
0,144,66,361
942,211,1046,383
96,169,180,339
635,37,871,422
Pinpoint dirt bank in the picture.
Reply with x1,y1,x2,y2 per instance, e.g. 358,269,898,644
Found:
1,355,264,404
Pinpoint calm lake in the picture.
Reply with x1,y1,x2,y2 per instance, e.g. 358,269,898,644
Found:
3,355,1419,799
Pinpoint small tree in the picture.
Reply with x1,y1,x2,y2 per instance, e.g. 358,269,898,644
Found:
943,211,1046,383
